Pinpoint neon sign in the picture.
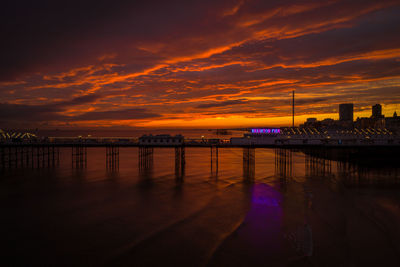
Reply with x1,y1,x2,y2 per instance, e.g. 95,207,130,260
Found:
251,128,281,134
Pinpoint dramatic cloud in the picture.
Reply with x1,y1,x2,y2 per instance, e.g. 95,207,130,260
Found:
0,93,160,127
1,0,400,128
74,109,161,121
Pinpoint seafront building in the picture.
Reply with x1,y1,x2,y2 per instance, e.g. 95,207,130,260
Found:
372,104,383,119
354,105,399,130
339,103,354,122
231,103,400,146
301,103,400,131
386,112,400,129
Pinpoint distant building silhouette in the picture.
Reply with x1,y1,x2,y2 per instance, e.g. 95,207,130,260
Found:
353,104,399,129
385,111,400,130
302,118,335,128
372,104,383,118
321,118,335,127
305,118,317,124
300,103,400,131
339,103,353,122
355,117,376,128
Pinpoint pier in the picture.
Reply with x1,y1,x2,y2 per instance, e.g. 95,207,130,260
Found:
1,144,398,182
1,127,400,171
1,139,400,171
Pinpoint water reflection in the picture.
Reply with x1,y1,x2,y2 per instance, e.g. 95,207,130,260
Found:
305,154,332,178
210,183,284,265
1,146,400,266
337,161,400,187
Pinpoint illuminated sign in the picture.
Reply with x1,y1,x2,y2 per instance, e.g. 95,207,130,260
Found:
251,128,281,134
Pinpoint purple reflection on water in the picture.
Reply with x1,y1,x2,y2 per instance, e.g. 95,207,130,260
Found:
252,195,280,206
248,183,282,225
240,184,284,254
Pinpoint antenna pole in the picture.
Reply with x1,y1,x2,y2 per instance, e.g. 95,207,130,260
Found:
292,90,295,128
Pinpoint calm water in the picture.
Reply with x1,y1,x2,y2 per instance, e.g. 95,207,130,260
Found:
1,147,400,266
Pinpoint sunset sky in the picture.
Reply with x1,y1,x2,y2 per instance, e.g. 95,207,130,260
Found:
1,0,400,129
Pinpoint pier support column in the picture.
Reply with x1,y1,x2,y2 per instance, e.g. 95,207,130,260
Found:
0,145,59,170
106,145,119,170
175,146,185,180
72,145,87,168
0,146,4,169
243,147,255,182
139,146,154,176
275,148,292,178
304,149,333,178
210,146,219,177
0,146,8,169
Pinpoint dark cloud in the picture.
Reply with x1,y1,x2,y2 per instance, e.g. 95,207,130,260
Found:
2,0,396,80
197,99,247,109
0,93,160,124
0,103,63,121
0,0,238,80
59,94,103,106
0,93,100,121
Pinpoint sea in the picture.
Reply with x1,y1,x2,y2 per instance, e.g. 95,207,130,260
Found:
1,129,400,266
34,128,247,139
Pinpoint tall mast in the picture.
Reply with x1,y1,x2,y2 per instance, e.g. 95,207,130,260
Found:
292,90,295,128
